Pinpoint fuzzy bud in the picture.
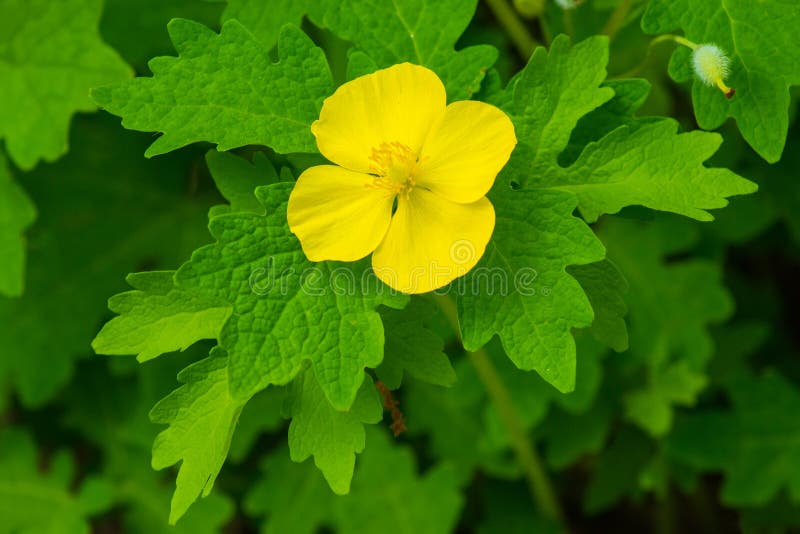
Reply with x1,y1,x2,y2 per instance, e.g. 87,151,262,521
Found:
692,44,735,99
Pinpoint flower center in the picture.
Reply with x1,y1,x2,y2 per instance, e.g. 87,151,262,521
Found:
366,142,420,197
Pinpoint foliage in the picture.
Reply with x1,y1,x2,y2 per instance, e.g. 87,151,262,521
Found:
2,0,799,532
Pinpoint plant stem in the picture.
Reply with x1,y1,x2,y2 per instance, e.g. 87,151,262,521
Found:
432,294,564,523
602,0,633,40
485,0,540,59
612,33,698,79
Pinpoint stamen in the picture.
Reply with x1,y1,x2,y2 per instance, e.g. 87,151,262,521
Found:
365,141,421,197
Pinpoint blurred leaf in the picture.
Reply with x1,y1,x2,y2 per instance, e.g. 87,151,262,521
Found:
570,259,629,352
600,215,734,436
0,152,36,296
668,371,800,506
0,114,213,407
334,427,463,534
0,0,131,169
0,428,113,533
585,426,654,514
244,445,335,534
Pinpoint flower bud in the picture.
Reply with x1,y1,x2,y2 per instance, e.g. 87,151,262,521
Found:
692,44,735,99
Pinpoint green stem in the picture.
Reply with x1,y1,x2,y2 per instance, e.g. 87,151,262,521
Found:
601,0,633,40
613,34,697,79
485,0,539,59
433,294,564,523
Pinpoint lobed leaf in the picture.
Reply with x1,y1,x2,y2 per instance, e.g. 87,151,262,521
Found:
92,20,333,156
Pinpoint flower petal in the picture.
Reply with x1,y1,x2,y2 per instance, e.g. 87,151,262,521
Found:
288,165,394,262
372,189,495,294
417,101,517,203
311,63,447,173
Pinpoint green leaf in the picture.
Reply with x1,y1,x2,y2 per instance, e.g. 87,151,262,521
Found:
569,260,629,352
205,150,277,216
459,187,605,393
217,0,309,50
244,445,335,534
176,182,406,409
92,271,231,362
376,298,456,390
643,0,800,162
459,34,750,393
0,152,36,296
669,372,800,506
101,0,224,71
334,427,464,534
0,428,113,533
557,119,756,222
0,114,213,408
0,0,131,170
285,368,382,494
311,0,496,100
92,20,333,157
508,35,754,222
150,348,246,523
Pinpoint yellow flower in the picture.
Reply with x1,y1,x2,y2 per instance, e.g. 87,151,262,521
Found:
287,63,517,294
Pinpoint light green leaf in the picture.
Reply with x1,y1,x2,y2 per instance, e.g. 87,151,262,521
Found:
669,372,800,505
92,271,231,362
150,348,246,523
0,152,36,296
0,0,131,170
376,298,455,390
285,368,382,494
176,182,406,409
642,0,800,162
92,20,333,156
0,428,113,533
